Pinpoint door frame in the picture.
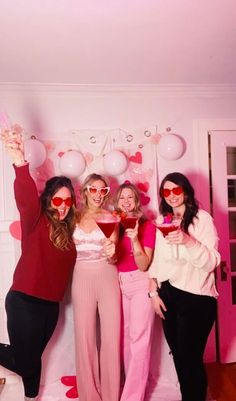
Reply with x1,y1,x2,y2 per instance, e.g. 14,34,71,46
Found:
193,119,236,362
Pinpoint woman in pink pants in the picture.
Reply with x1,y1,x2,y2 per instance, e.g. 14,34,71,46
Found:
113,182,156,401
72,173,121,401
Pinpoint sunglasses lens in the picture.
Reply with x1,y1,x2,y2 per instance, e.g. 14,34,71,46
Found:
88,186,98,194
162,189,171,197
100,187,109,196
64,197,72,207
172,186,183,195
52,197,63,206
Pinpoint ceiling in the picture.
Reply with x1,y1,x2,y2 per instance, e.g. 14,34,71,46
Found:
0,0,236,85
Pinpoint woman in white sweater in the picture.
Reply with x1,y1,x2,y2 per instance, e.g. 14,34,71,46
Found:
149,172,220,401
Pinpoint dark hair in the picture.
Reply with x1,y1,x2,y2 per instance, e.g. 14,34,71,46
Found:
40,176,77,250
159,172,199,233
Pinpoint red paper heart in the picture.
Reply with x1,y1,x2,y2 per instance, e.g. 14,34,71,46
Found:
66,386,78,399
9,221,22,240
129,151,142,164
61,376,78,399
137,182,149,193
58,151,65,157
140,192,150,206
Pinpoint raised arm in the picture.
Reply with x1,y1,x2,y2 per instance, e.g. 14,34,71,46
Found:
1,128,41,233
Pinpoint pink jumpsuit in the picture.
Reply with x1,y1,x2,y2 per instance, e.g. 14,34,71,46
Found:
72,226,121,401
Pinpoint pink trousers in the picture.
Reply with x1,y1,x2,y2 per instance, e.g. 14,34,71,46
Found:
72,259,121,401
119,269,155,401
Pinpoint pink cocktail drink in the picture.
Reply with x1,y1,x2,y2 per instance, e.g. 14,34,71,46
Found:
96,221,117,238
157,224,178,237
121,216,138,230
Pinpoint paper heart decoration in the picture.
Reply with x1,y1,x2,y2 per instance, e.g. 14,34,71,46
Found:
140,193,150,206
137,182,149,193
150,133,162,144
61,376,78,399
58,151,65,158
129,151,142,164
84,152,94,164
143,168,154,181
9,221,22,240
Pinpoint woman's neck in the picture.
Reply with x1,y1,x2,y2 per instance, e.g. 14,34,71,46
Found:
172,204,185,218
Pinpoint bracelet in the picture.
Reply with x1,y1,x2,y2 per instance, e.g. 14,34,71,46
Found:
148,291,159,298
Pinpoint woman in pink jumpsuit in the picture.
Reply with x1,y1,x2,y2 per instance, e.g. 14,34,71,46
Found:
113,182,156,401
72,173,121,401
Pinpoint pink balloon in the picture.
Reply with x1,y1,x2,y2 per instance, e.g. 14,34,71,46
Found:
158,134,184,160
103,150,128,176
9,220,22,240
24,138,47,168
59,150,86,178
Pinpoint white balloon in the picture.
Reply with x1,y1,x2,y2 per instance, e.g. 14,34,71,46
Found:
103,150,128,176
59,150,86,178
158,134,184,161
24,138,47,168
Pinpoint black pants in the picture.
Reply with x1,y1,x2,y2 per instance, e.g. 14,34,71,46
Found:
159,281,217,401
0,290,59,397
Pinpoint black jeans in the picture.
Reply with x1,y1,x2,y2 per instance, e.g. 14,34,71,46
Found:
0,290,59,397
159,281,217,401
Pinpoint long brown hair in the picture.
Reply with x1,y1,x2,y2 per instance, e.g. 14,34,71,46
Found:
40,176,78,250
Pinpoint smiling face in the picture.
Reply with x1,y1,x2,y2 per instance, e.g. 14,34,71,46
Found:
162,180,185,214
85,179,109,210
117,187,136,212
51,186,72,220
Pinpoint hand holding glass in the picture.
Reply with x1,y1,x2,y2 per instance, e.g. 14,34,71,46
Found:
120,211,142,256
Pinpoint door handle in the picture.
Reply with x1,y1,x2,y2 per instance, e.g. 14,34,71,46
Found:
220,261,227,281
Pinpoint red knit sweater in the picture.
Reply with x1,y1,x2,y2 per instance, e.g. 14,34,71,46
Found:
10,164,76,302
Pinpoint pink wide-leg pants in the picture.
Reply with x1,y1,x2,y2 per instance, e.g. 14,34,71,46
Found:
119,269,155,401
72,259,121,401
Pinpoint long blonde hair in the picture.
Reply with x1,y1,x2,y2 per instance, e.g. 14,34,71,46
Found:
79,173,109,216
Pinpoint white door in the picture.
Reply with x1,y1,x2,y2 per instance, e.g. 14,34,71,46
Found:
210,130,236,363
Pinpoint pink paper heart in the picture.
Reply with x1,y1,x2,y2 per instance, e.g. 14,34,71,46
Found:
58,151,65,158
9,221,22,240
137,182,149,193
144,168,154,180
129,151,142,164
140,193,150,206
84,152,94,164
150,133,162,144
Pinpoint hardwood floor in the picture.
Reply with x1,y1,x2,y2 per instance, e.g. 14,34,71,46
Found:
206,362,236,401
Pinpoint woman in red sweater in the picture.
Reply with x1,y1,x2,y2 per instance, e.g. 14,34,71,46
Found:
0,129,77,400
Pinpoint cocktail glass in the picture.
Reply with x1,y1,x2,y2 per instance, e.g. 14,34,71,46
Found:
95,213,120,261
120,211,142,256
156,220,181,259
95,213,120,238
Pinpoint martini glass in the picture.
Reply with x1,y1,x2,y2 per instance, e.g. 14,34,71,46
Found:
95,213,120,261
120,211,142,256
156,217,181,259
95,213,120,238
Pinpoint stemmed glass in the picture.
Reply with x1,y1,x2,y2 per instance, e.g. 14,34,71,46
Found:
95,213,120,239
156,215,182,259
95,213,120,260
120,210,142,256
